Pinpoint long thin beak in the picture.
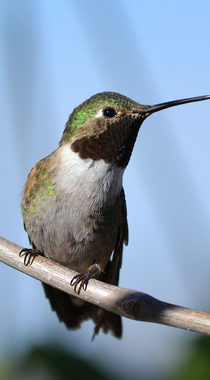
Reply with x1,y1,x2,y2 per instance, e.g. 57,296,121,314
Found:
141,95,210,116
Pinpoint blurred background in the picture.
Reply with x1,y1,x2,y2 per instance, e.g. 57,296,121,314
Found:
0,1,210,379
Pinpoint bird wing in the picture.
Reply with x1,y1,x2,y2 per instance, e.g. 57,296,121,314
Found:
102,187,128,286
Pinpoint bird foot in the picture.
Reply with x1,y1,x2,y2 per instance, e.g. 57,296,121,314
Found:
70,263,102,294
19,248,42,266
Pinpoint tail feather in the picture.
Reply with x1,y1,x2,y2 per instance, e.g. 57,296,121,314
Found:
43,282,122,338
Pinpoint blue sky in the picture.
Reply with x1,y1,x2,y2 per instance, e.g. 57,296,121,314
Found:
0,1,210,378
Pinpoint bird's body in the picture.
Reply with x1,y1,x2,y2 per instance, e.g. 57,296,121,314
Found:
21,91,210,338
23,144,126,274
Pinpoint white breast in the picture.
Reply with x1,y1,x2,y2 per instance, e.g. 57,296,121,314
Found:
57,144,124,210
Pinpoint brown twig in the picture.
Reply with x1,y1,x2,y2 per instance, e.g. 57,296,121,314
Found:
0,235,210,335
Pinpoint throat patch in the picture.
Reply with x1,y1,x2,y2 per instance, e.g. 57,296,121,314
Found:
71,134,115,163
71,115,142,167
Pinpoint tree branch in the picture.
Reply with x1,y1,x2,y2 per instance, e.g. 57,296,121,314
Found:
0,235,210,335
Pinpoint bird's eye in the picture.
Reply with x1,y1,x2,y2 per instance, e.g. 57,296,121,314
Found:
102,107,117,118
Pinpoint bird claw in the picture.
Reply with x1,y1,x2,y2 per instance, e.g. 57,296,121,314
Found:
70,263,102,293
19,248,41,266
70,273,91,294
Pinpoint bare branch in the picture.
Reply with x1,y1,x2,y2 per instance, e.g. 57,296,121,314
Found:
0,235,210,335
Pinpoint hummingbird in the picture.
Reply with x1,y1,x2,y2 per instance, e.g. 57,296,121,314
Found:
20,92,210,338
